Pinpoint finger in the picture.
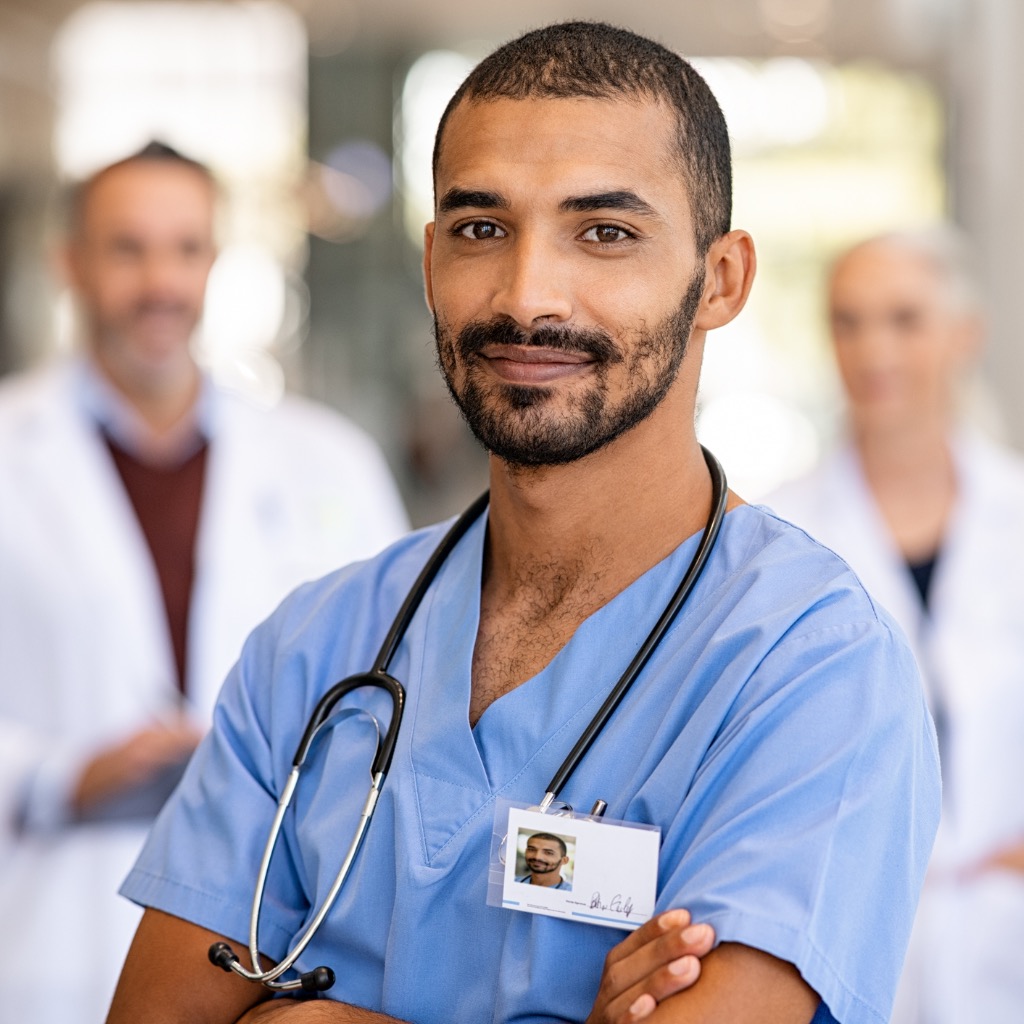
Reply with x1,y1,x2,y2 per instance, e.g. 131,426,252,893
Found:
604,910,693,966
130,727,201,760
115,735,198,779
594,922,713,1024
621,993,655,1023
601,920,714,997
603,954,704,1024
679,922,714,957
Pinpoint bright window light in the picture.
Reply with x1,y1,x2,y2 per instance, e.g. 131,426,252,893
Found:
399,50,475,247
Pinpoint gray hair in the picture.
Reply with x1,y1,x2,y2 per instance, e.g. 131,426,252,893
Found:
838,225,982,316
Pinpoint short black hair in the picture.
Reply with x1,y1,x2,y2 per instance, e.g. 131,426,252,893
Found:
69,140,216,236
432,21,732,255
527,832,568,858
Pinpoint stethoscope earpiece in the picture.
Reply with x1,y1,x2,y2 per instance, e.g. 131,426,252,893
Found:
207,940,336,993
208,941,238,972
300,966,337,992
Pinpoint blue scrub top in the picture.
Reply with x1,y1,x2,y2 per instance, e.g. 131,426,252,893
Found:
124,505,939,1024
515,874,570,891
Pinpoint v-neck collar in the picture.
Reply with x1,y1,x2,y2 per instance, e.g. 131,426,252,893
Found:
401,511,710,864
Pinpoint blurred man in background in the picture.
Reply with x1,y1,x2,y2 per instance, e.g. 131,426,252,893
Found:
0,141,409,1024
768,226,1024,1023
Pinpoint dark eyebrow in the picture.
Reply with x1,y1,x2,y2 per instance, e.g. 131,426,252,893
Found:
559,190,658,217
438,188,510,214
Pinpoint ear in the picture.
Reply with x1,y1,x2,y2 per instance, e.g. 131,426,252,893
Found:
694,229,756,332
422,221,436,313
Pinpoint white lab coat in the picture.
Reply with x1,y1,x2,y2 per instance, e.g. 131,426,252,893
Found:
0,360,409,1024
766,434,1024,1023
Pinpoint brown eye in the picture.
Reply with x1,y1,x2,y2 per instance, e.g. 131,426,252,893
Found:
583,225,630,244
457,221,505,240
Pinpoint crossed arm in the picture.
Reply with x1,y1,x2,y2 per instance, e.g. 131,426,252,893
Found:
106,908,818,1024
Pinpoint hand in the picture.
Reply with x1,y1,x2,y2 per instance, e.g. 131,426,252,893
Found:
72,717,203,813
987,842,1024,875
586,910,715,1024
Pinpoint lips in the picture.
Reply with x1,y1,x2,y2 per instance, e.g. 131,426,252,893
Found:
477,344,597,385
456,317,622,366
482,344,592,364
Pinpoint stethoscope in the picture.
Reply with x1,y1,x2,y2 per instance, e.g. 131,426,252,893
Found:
210,446,727,994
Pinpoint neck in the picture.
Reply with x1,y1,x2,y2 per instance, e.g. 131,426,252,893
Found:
94,349,201,435
484,392,715,603
467,381,738,724
530,869,563,887
852,414,953,491
851,415,957,560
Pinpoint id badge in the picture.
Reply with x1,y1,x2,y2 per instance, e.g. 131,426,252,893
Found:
487,799,660,931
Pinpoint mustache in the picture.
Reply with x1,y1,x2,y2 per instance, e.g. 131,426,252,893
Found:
456,317,622,364
130,299,193,317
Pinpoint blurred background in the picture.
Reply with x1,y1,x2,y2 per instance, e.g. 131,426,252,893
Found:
0,0,1020,524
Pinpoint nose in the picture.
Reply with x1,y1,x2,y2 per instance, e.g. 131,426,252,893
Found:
835,315,895,372
139,249,197,299
850,319,901,370
490,232,573,329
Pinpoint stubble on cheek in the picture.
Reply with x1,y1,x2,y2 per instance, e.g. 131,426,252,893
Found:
429,293,695,467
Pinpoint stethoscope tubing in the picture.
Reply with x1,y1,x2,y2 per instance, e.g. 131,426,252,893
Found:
216,448,726,991
538,445,727,806
215,491,492,990
372,490,491,675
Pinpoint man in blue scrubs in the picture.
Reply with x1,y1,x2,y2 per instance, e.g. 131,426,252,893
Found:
107,21,940,1024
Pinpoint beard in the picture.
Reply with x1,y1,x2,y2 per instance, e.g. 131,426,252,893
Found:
526,859,559,873
433,269,705,467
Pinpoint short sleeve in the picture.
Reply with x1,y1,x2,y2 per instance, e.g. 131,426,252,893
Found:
655,615,940,1024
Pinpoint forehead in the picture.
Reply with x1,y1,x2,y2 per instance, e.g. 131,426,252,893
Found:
79,162,215,236
830,243,944,310
526,836,559,849
436,95,686,211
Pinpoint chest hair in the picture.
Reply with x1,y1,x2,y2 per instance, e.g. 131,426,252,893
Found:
469,559,609,725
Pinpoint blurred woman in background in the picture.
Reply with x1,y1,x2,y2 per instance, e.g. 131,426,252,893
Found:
768,226,1024,1023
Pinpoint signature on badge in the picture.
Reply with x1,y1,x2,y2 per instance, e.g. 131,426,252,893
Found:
589,892,635,918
